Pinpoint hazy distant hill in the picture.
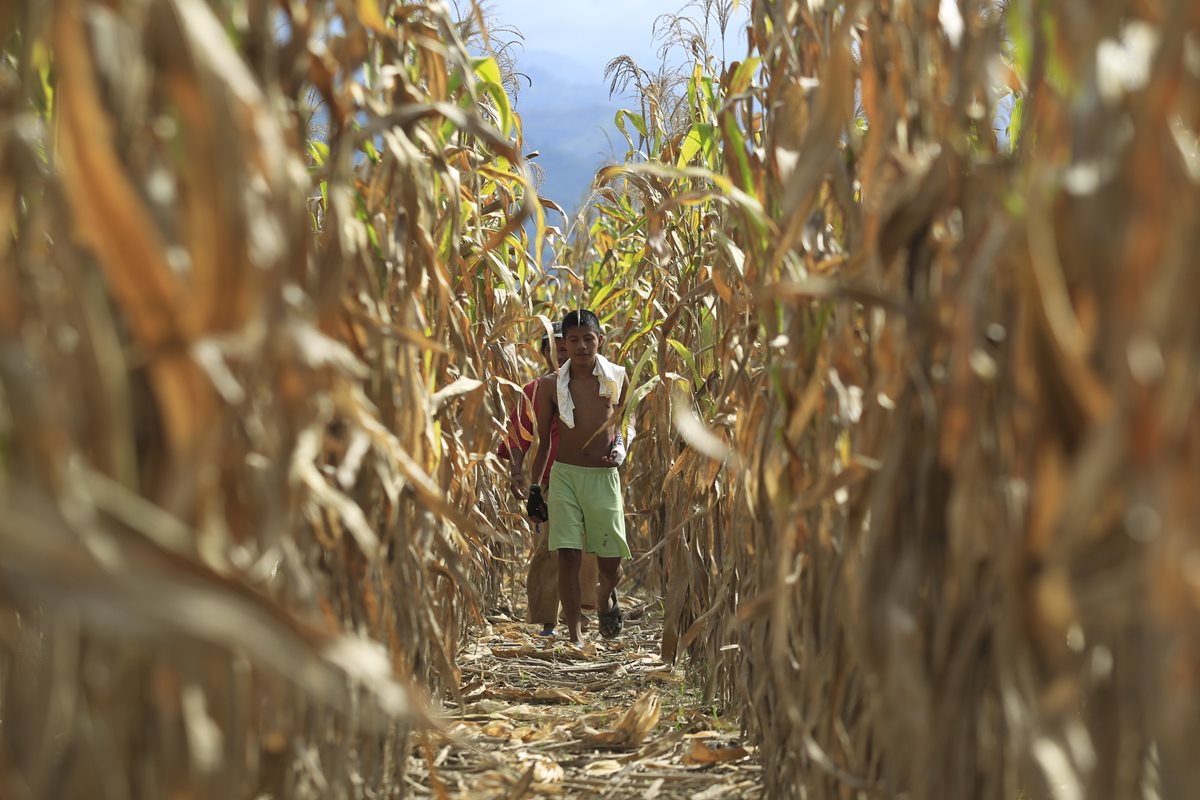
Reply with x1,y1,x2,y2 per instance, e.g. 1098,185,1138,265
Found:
514,49,627,218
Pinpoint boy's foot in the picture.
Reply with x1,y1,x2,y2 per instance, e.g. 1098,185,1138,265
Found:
598,590,624,639
566,637,584,648
539,624,555,637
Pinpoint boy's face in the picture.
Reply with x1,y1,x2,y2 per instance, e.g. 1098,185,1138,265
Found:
542,337,568,372
565,326,603,367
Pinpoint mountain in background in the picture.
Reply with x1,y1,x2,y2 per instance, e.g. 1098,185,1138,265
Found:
514,49,629,220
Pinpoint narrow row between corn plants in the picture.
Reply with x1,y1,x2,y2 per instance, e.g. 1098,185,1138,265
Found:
406,600,762,799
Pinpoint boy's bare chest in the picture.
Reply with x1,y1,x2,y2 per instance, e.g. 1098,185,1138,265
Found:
567,378,613,422
553,375,617,463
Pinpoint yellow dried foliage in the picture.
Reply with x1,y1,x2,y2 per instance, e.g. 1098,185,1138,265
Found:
574,1,1200,797
0,0,552,796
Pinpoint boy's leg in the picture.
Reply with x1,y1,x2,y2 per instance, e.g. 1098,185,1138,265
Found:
525,524,559,635
579,553,600,611
557,548,583,645
579,467,631,638
596,556,621,615
579,467,632,561
546,463,587,645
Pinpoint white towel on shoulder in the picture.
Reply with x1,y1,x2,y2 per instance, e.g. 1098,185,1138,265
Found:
556,355,626,429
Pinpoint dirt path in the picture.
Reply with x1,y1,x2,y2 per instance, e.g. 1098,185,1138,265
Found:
406,599,763,799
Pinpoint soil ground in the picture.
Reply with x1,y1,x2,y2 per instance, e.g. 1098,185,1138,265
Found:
405,597,764,799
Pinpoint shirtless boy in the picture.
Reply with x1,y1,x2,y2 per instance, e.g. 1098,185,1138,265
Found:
528,309,633,647
498,323,599,636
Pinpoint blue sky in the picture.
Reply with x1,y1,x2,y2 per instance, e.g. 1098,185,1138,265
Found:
489,1,750,215
494,0,740,77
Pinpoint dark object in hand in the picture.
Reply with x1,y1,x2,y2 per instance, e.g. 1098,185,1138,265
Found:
526,485,549,522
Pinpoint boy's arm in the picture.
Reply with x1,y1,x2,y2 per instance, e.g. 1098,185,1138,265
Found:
505,386,536,496
603,374,634,467
508,447,528,497
529,375,555,492
622,374,636,446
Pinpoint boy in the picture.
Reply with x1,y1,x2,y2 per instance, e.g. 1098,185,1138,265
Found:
528,309,633,647
497,323,599,635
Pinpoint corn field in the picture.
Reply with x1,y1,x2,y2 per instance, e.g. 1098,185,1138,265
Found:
0,0,542,795
1,0,1199,798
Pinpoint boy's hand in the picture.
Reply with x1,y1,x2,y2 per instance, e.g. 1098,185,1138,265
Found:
601,431,627,467
509,468,529,498
525,485,549,523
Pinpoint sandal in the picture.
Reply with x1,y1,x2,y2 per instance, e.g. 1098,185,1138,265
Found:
598,590,624,639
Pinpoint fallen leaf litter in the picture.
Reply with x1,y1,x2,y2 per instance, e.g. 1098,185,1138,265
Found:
406,599,763,798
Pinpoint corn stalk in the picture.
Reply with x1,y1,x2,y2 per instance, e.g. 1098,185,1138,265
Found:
0,0,546,796
578,0,1200,797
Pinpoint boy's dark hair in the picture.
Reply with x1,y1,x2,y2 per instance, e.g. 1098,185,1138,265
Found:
539,321,563,353
561,309,602,336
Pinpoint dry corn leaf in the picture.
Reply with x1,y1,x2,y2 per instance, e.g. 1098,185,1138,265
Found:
528,757,564,784
645,669,685,684
481,687,586,704
582,759,624,777
489,645,592,662
356,0,389,33
683,739,751,766
482,721,512,737
587,690,661,746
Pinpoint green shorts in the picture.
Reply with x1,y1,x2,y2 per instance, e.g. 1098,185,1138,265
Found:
547,462,631,559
